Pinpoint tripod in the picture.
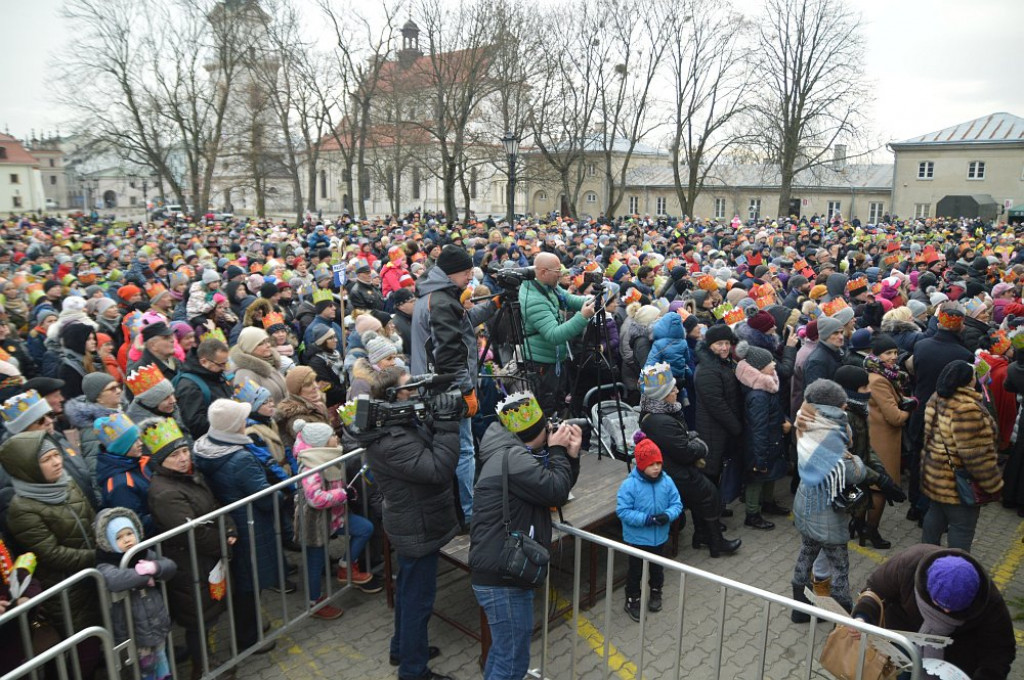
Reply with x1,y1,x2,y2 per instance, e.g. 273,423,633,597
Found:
477,287,536,396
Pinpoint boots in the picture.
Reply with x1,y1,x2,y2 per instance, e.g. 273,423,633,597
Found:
812,577,832,598
791,584,811,623
648,588,663,613
624,596,641,622
705,519,741,558
861,526,892,549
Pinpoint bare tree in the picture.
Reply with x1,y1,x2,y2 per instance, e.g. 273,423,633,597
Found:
753,0,869,217
668,0,754,217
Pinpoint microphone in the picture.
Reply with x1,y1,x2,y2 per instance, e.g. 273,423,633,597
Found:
406,373,459,388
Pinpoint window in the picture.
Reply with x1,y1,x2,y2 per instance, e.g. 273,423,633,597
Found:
968,161,985,179
536,191,547,201
0,147,6,159
628,195,639,214
9,174,19,184
655,196,667,214
49,176,56,185
12,196,21,208
320,170,327,199
748,198,761,221
48,158,54,168
470,167,478,200
714,198,726,219
587,163,596,177
130,196,138,206
917,161,934,179
412,167,421,199
359,168,370,197
868,202,883,224
585,191,597,204
827,201,841,220
914,203,930,218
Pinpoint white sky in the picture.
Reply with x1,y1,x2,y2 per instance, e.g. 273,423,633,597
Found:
2,0,1023,152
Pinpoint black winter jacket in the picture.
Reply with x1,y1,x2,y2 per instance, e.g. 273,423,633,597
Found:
639,407,705,475
469,423,579,588
174,354,234,438
693,343,743,476
361,420,461,558
349,280,385,312
803,341,843,387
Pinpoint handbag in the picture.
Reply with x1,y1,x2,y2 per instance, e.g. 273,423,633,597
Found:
498,452,550,587
819,591,899,680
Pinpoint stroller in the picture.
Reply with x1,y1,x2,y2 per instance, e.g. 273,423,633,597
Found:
583,383,639,470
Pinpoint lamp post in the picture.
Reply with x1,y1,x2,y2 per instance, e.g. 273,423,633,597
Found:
500,130,519,225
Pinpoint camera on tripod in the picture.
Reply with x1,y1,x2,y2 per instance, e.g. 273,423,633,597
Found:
489,264,536,289
353,373,463,430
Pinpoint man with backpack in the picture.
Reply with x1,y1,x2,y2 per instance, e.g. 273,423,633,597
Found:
174,338,233,437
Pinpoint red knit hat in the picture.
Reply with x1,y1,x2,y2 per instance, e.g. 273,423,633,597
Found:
633,432,662,472
748,310,776,334
117,284,142,302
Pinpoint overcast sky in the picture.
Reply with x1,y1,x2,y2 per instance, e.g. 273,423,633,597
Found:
3,0,1023,152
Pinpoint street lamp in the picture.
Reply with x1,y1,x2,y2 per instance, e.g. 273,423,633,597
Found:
500,130,520,225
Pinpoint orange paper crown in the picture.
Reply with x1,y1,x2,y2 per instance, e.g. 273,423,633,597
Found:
990,330,1011,356
126,364,166,396
820,298,849,317
262,311,285,329
723,308,746,325
750,283,774,299
697,274,719,291
145,282,168,300
755,296,774,310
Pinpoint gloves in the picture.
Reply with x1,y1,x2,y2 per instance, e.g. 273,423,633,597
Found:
644,515,656,527
463,390,479,418
898,396,918,412
877,473,907,505
134,560,158,576
430,392,466,421
686,433,709,459
651,513,670,526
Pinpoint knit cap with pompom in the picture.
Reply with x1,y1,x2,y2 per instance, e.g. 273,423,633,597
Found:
735,340,773,370
631,431,663,472
292,418,334,448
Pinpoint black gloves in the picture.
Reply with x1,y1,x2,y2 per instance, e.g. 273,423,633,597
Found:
877,473,907,505
430,392,466,421
898,396,918,412
687,433,709,459
651,513,670,526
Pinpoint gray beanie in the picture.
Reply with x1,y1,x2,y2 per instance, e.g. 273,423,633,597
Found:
313,325,336,346
906,299,927,319
816,316,844,340
135,378,175,409
293,418,334,448
83,372,116,403
803,379,847,408
831,306,856,326
364,332,397,365
202,269,221,285
735,340,773,370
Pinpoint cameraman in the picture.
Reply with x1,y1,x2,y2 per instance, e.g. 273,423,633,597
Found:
357,366,463,680
470,392,581,680
520,252,596,413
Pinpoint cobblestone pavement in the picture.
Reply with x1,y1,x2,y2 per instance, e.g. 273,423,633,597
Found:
222,471,1024,680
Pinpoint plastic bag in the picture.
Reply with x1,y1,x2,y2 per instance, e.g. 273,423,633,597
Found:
208,558,227,601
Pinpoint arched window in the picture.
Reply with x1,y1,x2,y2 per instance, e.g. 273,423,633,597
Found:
585,192,597,203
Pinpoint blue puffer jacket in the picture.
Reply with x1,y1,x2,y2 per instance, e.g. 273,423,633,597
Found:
616,467,683,547
645,313,692,384
96,451,155,538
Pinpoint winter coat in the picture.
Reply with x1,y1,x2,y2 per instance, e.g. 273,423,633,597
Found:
392,309,413,358
64,396,118,477
58,351,89,400
348,280,385,312
615,467,682,547
246,419,289,471
147,464,236,629
517,279,589,366
308,351,347,407
294,448,349,548
192,436,281,592
852,544,1016,680
693,342,743,476
411,265,497,394
229,345,288,405
2,336,41,379
867,372,909,482
880,318,923,354
174,354,235,438
960,316,989,352
96,451,155,537
977,351,1015,450
735,361,786,481
274,395,329,452
645,313,692,386
803,341,843,387
301,316,344,358
0,431,98,632
360,419,461,558
921,387,1002,505
912,330,974,405
127,348,178,382
791,339,818,416
469,423,579,588
94,507,175,646
48,431,100,510
620,318,654,393
639,407,706,475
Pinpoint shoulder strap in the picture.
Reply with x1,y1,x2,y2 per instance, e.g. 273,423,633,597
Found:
858,589,886,627
173,372,212,405
501,451,511,533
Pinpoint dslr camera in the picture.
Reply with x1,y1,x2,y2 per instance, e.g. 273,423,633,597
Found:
354,374,465,430
489,264,536,289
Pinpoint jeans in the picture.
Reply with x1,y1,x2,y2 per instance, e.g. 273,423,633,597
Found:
305,513,375,600
921,501,981,552
390,552,440,679
457,418,476,522
625,543,665,598
473,585,534,680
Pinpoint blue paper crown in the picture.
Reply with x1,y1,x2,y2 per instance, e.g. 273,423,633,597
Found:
94,413,139,455
1,390,51,433
233,378,271,409
640,362,673,392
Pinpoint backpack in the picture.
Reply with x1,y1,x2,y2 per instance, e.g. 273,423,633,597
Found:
172,372,212,406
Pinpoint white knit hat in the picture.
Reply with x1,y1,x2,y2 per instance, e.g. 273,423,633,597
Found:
207,398,251,435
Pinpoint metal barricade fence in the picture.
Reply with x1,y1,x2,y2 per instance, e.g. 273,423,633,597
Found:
536,522,923,680
0,569,118,680
114,447,368,680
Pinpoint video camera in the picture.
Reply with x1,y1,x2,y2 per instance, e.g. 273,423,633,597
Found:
547,416,591,432
488,264,536,289
354,373,464,430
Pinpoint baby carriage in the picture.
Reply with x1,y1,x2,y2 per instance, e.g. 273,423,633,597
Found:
583,383,639,469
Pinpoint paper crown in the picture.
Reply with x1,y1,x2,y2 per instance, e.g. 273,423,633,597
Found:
140,418,187,457
989,330,1011,356
750,283,774,299
697,274,719,291
233,379,270,406
94,413,139,454
126,364,166,396
793,259,808,271
261,311,285,330
1,390,50,430
122,311,145,338
820,298,849,317
199,327,227,344
1003,269,1018,284
496,392,544,435
145,282,168,300
1010,329,1024,351
337,400,357,427
312,288,334,304
755,295,774,310
712,302,734,320
0,347,10,363
846,277,868,294
723,307,746,325
640,363,673,394
623,288,643,305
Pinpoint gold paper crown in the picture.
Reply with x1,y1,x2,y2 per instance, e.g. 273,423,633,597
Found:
312,288,334,304
126,364,166,396
262,311,285,329
495,392,544,434
141,418,186,456
199,327,227,344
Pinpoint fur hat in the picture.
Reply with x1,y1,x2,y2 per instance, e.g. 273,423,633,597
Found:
804,379,847,408
704,324,737,346
936,360,974,398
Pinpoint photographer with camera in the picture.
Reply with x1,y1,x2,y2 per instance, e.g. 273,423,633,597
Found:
520,252,596,414
469,391,581,680
411,244,498,528
356,367,464,680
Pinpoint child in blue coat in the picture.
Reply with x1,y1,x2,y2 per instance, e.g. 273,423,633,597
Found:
616,433,683,622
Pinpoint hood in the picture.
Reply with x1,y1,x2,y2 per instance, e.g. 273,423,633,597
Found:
735,322,779,352
182,352,220,379
96,449,141,480
94,506,142,553
479,421,529,465
652,312,685,341
415,264,457,297
243,298,273,327
880,319,920,335
913,547,991,623
192,434,243,461
0,430,50,483
767,304,793,332
825,273,849,300
65,396,118,430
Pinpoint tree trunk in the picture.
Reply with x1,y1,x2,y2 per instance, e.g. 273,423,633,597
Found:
443,161,458,221
306,160,317,213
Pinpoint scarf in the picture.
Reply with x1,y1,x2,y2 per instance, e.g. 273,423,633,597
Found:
864,354,909,394
297,446,345,482
796,403,850,512
12,471,71,505
276,343,294,357
913,588,962,660
640,394,682,414
321,349,345,380
735,360,780,393
206,430,253,446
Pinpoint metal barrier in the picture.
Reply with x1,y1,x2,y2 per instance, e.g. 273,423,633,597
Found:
536,522,924,680
0,569,118,680
113,446,369,680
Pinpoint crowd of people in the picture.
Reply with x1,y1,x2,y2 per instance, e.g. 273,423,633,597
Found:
0,209,1021,680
